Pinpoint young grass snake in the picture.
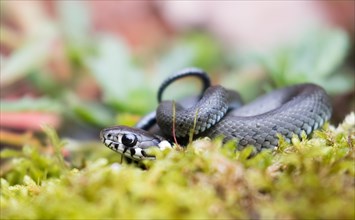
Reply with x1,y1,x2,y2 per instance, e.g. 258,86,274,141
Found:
100,68,332,161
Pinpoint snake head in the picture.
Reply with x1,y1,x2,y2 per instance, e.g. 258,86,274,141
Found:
100,126,172,161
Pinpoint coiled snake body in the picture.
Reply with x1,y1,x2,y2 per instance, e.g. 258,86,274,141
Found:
100,68,332,160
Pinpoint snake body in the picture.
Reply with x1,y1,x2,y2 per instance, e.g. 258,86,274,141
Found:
100,68,332,160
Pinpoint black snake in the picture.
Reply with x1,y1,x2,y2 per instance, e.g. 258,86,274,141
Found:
100,68,332,160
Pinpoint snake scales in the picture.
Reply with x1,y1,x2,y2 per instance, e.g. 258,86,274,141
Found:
100,68,332,160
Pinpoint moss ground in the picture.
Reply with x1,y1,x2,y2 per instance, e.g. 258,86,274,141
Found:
1,113,354,219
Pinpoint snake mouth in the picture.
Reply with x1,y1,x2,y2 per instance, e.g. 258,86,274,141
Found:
100,126,173,161
101,138,156,161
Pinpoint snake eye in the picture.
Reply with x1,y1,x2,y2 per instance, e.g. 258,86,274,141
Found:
121,134,137,147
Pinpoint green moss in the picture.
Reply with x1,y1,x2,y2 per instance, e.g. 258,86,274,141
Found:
1,113,354,219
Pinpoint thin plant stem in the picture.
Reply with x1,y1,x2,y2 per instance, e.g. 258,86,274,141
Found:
189,108,199,144
172,101,179,145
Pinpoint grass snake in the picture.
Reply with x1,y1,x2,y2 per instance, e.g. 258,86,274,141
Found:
100,68,332,160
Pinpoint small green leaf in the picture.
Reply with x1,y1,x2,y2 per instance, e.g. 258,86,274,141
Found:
72,101,114,127
0,149,23,158
0,97,62,113
85,35,155,113
0,30,56,86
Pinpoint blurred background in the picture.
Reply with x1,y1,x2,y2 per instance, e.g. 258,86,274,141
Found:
1,0,354,147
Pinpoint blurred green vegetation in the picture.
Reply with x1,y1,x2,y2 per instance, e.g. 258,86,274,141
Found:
1,1,353,130
263,29,353,93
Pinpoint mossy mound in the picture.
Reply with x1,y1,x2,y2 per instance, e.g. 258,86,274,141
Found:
1,113,354,219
